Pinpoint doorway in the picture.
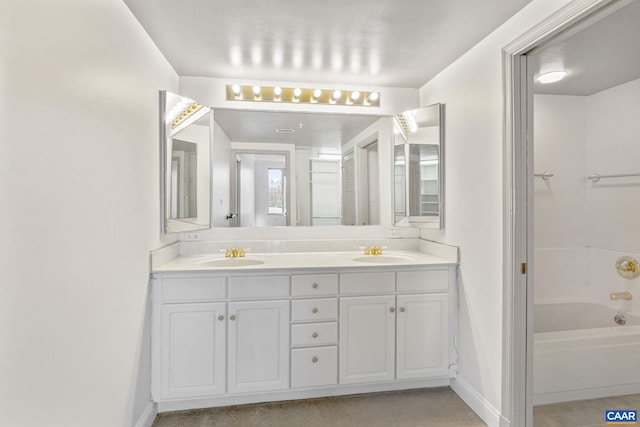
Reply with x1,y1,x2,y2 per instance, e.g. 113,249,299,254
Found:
503,0,640,425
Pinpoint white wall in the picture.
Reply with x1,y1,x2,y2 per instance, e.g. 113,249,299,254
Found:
212,122,231,227
532,80,640,314
585,79,640,313
533,95,588,302
417,0,573,422
0,1,178,426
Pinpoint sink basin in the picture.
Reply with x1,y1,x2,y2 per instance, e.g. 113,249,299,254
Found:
352,254,416,264
196,257,267,267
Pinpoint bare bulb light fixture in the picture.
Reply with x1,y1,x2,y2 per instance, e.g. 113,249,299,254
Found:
225,84,380,107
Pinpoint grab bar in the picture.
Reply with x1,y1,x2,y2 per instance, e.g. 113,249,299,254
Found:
587,172,640,182
534,172,554,181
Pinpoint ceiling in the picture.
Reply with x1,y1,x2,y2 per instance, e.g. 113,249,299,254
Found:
214,109,380,151
532,0,640,95
123,0,532,88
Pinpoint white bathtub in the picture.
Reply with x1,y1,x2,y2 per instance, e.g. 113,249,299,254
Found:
534,301,640,405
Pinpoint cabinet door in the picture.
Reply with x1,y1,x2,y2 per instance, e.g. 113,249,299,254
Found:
228,300,290,393
160,302,226,399
339,295,395,384
396,294,449,379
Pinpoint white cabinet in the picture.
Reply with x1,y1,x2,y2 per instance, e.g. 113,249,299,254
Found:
228,300,290,394
160,302,226,399
152,265,453,410
339,293,449,385
339,295,396,384
396,293,449,379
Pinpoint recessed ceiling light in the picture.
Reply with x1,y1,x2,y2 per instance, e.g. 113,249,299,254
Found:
536,70,568,84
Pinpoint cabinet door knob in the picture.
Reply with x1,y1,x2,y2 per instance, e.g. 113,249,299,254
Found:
312,357,318,363
312,283,319,289
389,307,395,313
312,307,318,314
230,315,236,321
399,307,406,313
218,315,224,321
312,332,318,338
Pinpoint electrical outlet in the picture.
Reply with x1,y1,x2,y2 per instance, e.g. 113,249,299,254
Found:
388,229,402,238
183,232,200,241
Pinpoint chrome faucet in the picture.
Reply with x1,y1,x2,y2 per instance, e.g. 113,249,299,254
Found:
610,291,632,301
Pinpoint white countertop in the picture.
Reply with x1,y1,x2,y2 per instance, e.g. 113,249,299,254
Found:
153,250,456,272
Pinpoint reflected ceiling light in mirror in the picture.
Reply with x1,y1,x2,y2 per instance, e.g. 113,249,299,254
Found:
536,70,568,84
395,111,418,133
225,85,380,107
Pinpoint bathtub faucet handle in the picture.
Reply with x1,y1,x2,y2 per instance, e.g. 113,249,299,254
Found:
610,291,632,301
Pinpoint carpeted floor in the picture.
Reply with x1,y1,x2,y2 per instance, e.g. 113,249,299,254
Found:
152,387,487,426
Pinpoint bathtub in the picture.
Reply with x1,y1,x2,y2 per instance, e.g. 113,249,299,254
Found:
534,301,640,405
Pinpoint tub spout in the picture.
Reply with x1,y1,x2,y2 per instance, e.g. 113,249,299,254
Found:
610,291,632,300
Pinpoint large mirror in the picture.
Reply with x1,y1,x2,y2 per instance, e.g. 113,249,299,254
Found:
212,109,394,227
160,90,212,233
394,103,444,229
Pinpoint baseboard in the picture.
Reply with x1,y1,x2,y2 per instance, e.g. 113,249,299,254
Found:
133,401,157,427
451,377,501,427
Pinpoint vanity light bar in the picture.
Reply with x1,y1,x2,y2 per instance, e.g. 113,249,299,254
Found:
225,85,380,107
168,99,204,129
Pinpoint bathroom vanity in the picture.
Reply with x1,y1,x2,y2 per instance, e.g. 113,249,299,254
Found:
151,250,457,412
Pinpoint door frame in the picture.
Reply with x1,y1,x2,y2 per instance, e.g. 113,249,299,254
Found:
501,0,631,425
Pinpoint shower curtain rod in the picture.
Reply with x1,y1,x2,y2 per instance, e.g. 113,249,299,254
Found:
587,172,640,182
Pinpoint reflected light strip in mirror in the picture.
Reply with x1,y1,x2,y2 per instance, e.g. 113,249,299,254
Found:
226,85,380,107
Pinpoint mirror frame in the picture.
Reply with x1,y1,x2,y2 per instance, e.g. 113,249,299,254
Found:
394,103,445,229
160,90,213,234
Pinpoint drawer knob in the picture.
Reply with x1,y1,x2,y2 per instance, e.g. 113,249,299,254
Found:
230,315,236,321
389,307,395,313
312,332,318,338
312,307,318,314
399,307,406,313
312,283,319,289
218,315,224,321
312,356,318,363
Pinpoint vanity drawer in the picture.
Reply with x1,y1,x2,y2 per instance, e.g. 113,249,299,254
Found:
397,270,449,293
291,274,338,296
291,346,338,388
291,322,338,347
340,272,395,295
162,277,226,302
291,298,338,322
228,275,289,299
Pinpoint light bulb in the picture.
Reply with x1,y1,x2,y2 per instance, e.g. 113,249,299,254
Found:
536,71,567,84
332,90,342,100
273,86,282,97
252,85,261,96
231,84,242,96
313,89,322,99
368,92,379,102
293,88,302,98
350,91,360,101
